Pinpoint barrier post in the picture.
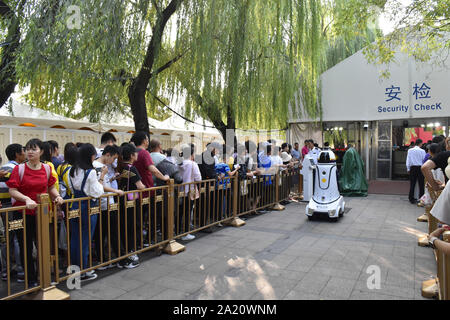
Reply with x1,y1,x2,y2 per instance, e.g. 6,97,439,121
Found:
443,232,450,300
163,179,185,255
272,171,285,211
225,176,245,227
298,172,304,200
35,194,70,300
418,205,432,247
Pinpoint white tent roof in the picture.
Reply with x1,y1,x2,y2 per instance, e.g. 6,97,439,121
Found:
0,98,220,135
289,37,450,123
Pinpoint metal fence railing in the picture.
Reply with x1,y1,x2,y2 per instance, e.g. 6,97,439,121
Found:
420,179,450,300
0,168,303,300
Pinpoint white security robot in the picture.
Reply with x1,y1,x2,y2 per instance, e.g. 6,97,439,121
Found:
300,154,315,202
305,149,345,222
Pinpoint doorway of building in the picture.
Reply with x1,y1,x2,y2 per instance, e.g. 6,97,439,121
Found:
392,123,445,180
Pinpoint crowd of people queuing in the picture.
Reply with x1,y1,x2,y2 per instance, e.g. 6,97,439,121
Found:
406,136,449,205
403,135,450,263
0,132,304,287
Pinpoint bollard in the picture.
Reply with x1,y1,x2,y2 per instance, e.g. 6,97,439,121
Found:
417,206,429,222
163,179,185,255
35,194,70,300
224,176,245,227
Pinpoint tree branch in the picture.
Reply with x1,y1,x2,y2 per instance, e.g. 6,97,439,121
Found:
133,0,184,90
0,1,11,17
150,48,189,78
150,93,216,128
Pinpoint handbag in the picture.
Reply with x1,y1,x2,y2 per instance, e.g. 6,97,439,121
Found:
189,162,200,201
127,165,140,201
240,180,248,195
58,222,67,250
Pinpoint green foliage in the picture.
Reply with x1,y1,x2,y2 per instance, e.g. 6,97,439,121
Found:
15,0,172,121
8,0,379,133
337,0,450,77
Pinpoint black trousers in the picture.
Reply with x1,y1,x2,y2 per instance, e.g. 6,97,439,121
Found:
94,210,124,262
16,214,37,283
119,197,142,254
177,197,193,236
409,166,424,202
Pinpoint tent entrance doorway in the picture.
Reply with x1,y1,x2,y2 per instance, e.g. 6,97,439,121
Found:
388,119,447,180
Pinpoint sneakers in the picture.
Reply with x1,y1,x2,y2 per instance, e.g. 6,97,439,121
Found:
181,234,195,241
217,223,223,227
143,230,150,247
117,256,140,269
97,264,115,271
81,270,98,282
17,272,24,283
200,227,213,233
1,271,24,282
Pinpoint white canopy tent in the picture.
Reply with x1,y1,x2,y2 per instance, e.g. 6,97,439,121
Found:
0,98,220,136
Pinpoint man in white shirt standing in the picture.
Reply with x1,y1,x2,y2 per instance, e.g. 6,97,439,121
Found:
308,141,321,165
406,138,426,204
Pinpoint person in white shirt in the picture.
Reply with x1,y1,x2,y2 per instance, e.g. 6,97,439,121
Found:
96,132,117,159
166,148,180,165
68,143,106,281
92,145,124,268
96,132,119,204
308,141,321,165
271,146,286,171
149,139,167,185
177,144,202,241
406,138,426,204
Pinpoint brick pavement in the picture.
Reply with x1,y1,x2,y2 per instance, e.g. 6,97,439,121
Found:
66,194,435,300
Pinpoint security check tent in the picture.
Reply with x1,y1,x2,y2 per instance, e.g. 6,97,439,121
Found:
288,45,450,180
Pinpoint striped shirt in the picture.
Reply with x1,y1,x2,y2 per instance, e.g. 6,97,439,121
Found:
0,161,19,206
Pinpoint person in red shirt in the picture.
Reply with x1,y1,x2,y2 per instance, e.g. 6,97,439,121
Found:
130,132,169,245
7,139,63,287
301,139,311,160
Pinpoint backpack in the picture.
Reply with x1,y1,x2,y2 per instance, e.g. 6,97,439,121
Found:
58,165,71,198
234,156,249,180
18,163,51,182
11,163,51,205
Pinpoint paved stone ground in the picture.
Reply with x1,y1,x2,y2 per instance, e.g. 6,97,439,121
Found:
66,194,436,300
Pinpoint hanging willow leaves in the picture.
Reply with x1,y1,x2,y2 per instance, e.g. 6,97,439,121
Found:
10,0,378,137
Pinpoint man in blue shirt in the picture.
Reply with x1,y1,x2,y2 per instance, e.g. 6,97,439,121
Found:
214,158,239,224
291,142,301,160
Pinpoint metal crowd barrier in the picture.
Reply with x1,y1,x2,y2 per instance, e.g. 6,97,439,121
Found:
0,168,302,300
421,180,447,299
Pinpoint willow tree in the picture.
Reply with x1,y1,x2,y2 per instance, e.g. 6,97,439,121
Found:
157,0,380,138
333,0,450,75
15,0,184,133
159,0,323,138
13,0,378,138
0,0,26,107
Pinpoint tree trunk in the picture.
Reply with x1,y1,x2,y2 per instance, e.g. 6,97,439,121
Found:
127,0,183,134
0,1,22,108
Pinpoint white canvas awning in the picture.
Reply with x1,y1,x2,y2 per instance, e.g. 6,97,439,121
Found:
0,98,220,136
289,42,450,124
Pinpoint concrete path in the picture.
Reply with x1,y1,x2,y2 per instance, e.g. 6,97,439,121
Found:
66,194,435,300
